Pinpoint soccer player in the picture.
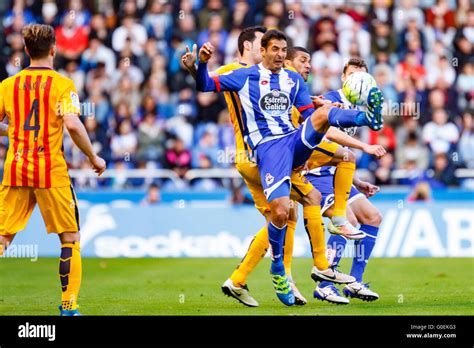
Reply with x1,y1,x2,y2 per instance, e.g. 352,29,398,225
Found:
196,29,384,305
214,46,385,307
0,24,106,315
310,58,384,304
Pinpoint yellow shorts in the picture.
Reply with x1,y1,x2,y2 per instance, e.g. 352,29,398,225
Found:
307,139,340,170
0,184,80,235
236,162,314,215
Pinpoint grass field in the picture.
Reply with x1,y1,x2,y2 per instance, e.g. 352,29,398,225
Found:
0,257,473,315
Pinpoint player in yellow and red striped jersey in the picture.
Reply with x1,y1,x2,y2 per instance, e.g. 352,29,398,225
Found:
0,24,106,316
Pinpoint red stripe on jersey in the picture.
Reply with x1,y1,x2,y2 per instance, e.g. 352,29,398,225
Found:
298,104,313,113
212,76,221,92
33,75,42,187
43,76,53,188
21,75,32,186
11,76,21,186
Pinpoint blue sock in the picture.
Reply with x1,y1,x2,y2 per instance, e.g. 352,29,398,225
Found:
303,118,325,148
268,222,287,275
328,108,368,127
320,235,347,288
351,224,379,282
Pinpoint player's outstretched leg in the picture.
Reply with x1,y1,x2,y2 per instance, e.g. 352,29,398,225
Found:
58,233,82,316
343,198,382,302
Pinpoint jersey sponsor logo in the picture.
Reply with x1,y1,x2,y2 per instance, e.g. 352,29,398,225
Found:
265,173,274,186
259,90,290,116
70,91,80,109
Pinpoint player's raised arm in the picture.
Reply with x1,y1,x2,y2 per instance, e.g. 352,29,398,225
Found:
196,42,247,92
325,126,386,158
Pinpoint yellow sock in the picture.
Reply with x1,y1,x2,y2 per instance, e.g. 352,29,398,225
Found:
303,206,329,270
230,225,268,287
332,161,355,217
283,220,297,277
59,241,82,310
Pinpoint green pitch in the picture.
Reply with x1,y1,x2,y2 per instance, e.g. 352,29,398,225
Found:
0,258,473,315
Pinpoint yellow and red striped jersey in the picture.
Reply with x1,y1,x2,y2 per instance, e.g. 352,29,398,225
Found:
0,66,80,188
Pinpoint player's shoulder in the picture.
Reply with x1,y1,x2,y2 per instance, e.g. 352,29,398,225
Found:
215,62,250,74
323,89,343,103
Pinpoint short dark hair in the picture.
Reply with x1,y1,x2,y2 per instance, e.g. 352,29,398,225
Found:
260,29,287,49
22,24,56,59
286,46,310,61
342,57,368,74
237,26,267,55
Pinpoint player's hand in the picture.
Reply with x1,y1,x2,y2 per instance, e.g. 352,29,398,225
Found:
363,144,386,159
355,180,380,198
330,102,345,109
311,95,331,108
181,44,197,70
90,155,106,176
198,42,214,63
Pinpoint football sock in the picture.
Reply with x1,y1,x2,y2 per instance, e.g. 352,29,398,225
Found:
319,235,347,288
303,206,329,270
59,242,82,311
283,219,297,279
268,222,287,275
328,108,367,128
351,224,379,282
332,161,355,220
230,225,268,287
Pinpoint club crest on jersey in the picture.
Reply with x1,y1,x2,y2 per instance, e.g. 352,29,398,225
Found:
265,173,274,186
287,78,295,87
259,89,290,116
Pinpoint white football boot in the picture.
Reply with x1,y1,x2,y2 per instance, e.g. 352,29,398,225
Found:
314,284,349,305
221,278,259,307
343,282,379,302
311,266,356,284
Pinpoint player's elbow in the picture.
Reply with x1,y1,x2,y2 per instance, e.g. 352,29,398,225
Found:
64,114,83,134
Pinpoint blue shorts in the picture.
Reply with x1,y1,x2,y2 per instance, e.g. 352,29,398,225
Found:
255,119,321,202
306,174,364,213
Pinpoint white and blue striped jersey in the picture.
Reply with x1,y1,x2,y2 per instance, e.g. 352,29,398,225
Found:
309,89,361,177
201,63,314,149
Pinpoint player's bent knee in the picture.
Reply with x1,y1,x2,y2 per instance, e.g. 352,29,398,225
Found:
302,189,322,206
59,231,80,244
360,208,382,226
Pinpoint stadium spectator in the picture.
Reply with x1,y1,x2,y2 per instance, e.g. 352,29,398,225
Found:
165,136,191,178
141,183,161,206
110,120,138,162
55,14,89,65
0,0,471,188
407,181,432,202
422,108,460,155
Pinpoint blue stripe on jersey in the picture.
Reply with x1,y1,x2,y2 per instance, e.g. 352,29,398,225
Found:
250,67,269,146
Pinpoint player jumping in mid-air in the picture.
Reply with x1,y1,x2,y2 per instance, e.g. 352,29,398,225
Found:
195,29,384,306
0,24,106,315
311,58,384,304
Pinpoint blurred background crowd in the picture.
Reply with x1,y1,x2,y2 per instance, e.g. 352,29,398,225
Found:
0,0,473,192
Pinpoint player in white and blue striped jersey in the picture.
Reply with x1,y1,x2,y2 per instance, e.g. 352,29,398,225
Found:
306,58,384,304
196,30,384,306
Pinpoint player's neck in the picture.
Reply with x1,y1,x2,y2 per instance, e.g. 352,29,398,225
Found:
29,57,54,69
261,62,281,74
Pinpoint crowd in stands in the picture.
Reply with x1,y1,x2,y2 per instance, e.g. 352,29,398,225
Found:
0,0,472,190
